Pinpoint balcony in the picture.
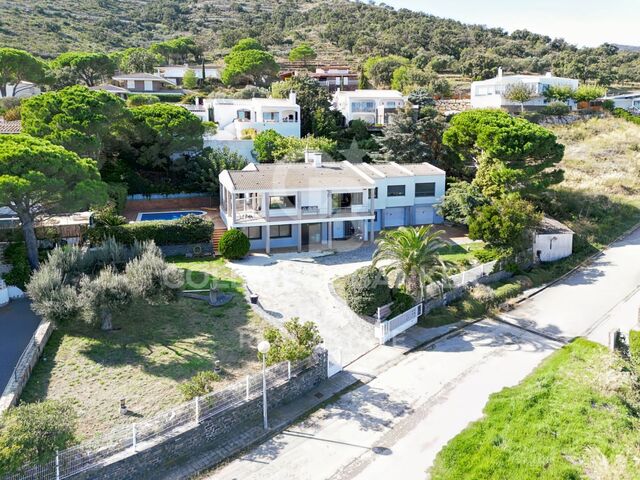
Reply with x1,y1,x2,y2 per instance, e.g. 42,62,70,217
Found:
225,201,373,226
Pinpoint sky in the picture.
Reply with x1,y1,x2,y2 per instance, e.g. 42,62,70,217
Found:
380,0,640,47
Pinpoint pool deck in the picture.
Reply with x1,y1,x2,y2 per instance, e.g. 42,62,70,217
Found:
123,196,226,231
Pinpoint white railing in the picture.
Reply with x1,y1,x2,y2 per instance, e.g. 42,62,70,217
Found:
424,261,498,299
5,353,321,480
375,303,423,345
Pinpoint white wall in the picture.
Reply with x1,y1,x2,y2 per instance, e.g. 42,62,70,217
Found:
204,139,255,162
373,174,445,210
471,76,580,110
1,83,40,99
533,233,573,262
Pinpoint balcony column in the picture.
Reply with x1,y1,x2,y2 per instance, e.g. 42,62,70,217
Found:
328,222,333,249
297,224,302,253
231,192,237,225
363,219,368,242
265,226,270,255
370,220,375,243
327,190,332,219
296,191,302,220
263,193,269,221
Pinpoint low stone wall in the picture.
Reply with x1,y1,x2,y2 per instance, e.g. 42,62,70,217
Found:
158,242,214,257
73,349,328,480
0,319,53,412
435,99,472,114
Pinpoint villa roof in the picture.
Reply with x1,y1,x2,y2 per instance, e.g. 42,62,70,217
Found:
334,89,404,99
206,97,298,107
0,120,21,134
473,74,578,85
89,84,129,93
112,73,173,83
223,162,374,192
356,162,445,177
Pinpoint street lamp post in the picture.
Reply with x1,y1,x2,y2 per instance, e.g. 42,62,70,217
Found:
257,340,271,429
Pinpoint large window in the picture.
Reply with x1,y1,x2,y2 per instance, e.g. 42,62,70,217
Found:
351,192,364,205
387,185,406,197
351,101,376,113
243,227,262,240
416,182,436,197
263,111,280,122
270,224,292,238
269,195,296,209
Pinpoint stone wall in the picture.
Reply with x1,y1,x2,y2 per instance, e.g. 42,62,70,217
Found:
158,242,214,257
435,99,472,114
72,349,328,480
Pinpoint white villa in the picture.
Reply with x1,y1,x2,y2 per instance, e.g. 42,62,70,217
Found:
0,81,40,99
604,91,640,113
332,89,405,125
111,73,185,96
200,93,301,160
471,69,579,111
218,152,445,253
155,64,222,85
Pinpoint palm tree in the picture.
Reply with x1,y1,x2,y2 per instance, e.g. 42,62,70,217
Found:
372,226,450,300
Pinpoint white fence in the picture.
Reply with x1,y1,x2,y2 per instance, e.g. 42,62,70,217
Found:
5,353,321,480
375,303,423,345
424,260,498,299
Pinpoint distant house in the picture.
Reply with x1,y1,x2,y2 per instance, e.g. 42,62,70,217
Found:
0,120,21,135
198,93,301,160
332,89,405,125
111,73,184,96
533,217,574,262
280,66,358,93
471,69,580,112
218,153,445,253
155,64,222,86
0,81,40,99
604,91,640,113
89,84,129,99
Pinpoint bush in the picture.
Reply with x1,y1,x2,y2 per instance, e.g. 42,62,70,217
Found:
519,111,542,124
542,102,571,116
92,202,127,227
469,284,496,304
262,318,323,366
2,243,31,289
389,289,414,317
218,229,250,259
179,371,221,400
344,266,392,316
493,281,524,303
0,400,77,475
602,99,615,112
126,94,160,107
613,107,640,126
86,214,214,246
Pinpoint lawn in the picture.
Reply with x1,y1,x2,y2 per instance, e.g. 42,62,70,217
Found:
21,257,268,439
430,339,640,479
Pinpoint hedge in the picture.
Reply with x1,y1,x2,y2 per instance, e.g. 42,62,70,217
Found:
344,266,392,316
86,215,214,246
630,330,640,363
2,242,31,289
218,229,250,259
613,108,640,126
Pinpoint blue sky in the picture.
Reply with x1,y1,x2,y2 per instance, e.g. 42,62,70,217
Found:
380,0,639,47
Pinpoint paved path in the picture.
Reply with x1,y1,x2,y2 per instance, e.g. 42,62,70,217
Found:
0,299,41,393
504,225,640,342
205,320,560,480
229,249,377,366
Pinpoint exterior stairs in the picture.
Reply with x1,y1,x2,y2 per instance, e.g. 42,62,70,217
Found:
212,225,227,255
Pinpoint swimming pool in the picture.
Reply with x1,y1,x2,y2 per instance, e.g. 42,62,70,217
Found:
136,210,207,222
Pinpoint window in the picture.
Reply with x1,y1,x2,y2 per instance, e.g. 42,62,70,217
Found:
269,195,296,209
351,192,364,205
387,185,406,197
270,224,292,238
243,227,262,240
415,182,436,197
351,101,376,113
264,111,280,122
374,187,378,199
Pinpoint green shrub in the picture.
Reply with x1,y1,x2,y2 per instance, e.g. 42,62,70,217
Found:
179,371,221,400
613,107,640,126
86,214,214,246
218,229,250,259
126,94,160,107
602,99,615,112
473,247,501,263
92,203,127,227
262,318,323,366
469,284,496,304
542,102,571,116
493,281,524,303
629,330,640,363
344,266,392,316
0,400,77,475
519,111,542,124
390,289,415,317
2,242,31,289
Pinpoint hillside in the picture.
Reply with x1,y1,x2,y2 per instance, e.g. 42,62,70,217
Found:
1,0,639,84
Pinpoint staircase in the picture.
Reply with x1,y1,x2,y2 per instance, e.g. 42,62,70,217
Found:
212,225,227,255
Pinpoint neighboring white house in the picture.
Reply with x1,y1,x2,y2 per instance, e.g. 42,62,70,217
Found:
332,89,405,125
533,217,574,262
604,91,640,113
471,69,580,111
218,153,445,253
0,81,40,99
111,73,185,96
199,93,301,161
89,84,129,99
155,64,222,85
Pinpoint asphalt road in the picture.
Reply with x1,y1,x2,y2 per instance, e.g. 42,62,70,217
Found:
0,299,41,393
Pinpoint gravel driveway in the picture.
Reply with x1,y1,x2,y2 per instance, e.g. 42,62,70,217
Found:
229,247,378,366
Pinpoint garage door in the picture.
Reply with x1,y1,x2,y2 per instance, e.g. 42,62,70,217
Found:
415,206,434,225
384,207,405,227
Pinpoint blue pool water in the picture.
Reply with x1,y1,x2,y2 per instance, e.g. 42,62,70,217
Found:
138,210,206,222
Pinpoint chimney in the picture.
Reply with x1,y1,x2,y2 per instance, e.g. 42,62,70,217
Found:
545,72,553,77
497,67,503,79
305,150,323,168
289,91,297,104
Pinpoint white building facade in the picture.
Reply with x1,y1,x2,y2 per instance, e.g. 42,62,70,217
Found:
218,154,445,253
533,217,574,262
332,89,405,125
471,70,580,111
155,64,221,85
605,92,640,113
0,82,40,99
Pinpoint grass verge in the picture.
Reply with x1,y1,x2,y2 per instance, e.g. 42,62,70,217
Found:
430,339,640,479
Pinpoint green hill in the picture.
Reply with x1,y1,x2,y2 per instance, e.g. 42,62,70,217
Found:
1,0,639,84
